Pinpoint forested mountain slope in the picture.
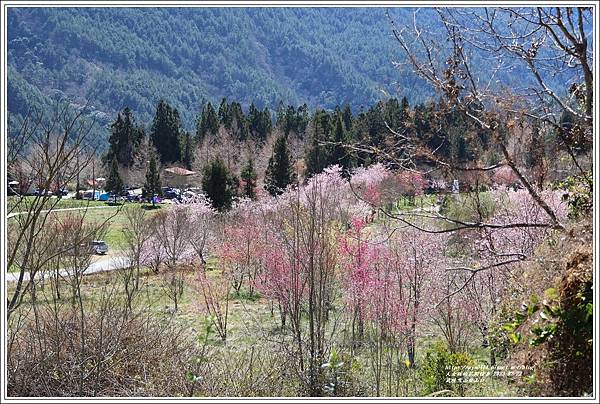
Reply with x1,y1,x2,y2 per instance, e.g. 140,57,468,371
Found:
7,7,552,145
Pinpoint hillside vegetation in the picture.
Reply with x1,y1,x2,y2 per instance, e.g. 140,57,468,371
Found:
8,7,551,146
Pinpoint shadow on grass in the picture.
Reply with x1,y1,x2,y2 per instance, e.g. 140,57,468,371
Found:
233,289,262,303
141,204,162,210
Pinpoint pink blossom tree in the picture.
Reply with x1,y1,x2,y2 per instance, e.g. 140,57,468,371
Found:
218,198,269,295
395,170,427,205
437,187,568,359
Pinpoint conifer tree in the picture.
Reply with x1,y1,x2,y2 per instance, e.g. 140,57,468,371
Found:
196,101,219,141
105,107,144,167
202,156,236,211
218,98,232,129
248,104,273,141
181,131,194,170
150,100,182,164
240,157,258,199
297,104,310,136
228,101,249,140
330,114,352,175
275,100,286,129
304,110,331,178
144,153,162,204
264,135,295,196
105,157,124,200
342,104,353,132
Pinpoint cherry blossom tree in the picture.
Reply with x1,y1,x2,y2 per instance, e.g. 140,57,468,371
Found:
395,170,427,205
388,225,450,366
218,198,268,295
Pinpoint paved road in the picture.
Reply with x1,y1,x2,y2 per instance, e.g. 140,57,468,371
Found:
7,205,119,220
5,256,130,283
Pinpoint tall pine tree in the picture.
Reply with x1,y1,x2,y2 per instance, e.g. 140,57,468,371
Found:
329,114,352,175
265,135,295,196
196,101,219,142
150,100,182,164
228,101,249,140
218,98,232,129
240,157,258,199
342,104,353,131
104,107,144,167
181,131,194,170
248,103,272,141
305,109,331,178
105,157,124,199
202,156,236,211
144,153,162,200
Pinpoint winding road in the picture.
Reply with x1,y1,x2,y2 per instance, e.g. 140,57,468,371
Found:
7,204,119,220
6,204,128,283
5,256,130,283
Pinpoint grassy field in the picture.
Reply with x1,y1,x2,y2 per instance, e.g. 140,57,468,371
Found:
7,199,166,251
7,250,520,398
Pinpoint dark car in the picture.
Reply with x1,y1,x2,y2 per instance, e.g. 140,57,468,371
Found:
88,240,108,255
162,187,181,199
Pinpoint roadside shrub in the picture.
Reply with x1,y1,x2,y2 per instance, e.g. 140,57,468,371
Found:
496,222,593,397
194,347,296,396
554,172,592,219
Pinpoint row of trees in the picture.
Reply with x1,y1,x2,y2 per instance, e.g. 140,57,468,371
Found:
105,90,576,201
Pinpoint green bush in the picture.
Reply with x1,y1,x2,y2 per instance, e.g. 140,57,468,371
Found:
554,171,592,219
440,192,496,225
419,341,474,396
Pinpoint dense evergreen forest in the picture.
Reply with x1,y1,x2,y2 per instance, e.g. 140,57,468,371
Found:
7,7,559,148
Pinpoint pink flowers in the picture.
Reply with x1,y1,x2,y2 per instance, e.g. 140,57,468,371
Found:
395,170,427,198
339,218,408,337
491,166,520,187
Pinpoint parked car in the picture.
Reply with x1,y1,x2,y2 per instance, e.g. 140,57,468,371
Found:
161,187,181,199
32,188,53,196
126,193,142,202
88,240,108,255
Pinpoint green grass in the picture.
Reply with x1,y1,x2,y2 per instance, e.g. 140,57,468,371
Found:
7,201,165,254
6,197,520,397
391,194,438,214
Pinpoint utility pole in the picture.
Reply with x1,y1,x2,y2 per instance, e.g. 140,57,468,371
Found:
76,153,81,199
92,157,95,201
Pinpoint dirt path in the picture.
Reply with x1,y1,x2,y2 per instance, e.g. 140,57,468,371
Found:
7,205,119,220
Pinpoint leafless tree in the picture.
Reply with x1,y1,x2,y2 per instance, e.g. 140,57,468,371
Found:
121,206,152,287
162,271,185,312
386,6,592,226
150,205,193,270
6,103,118,320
